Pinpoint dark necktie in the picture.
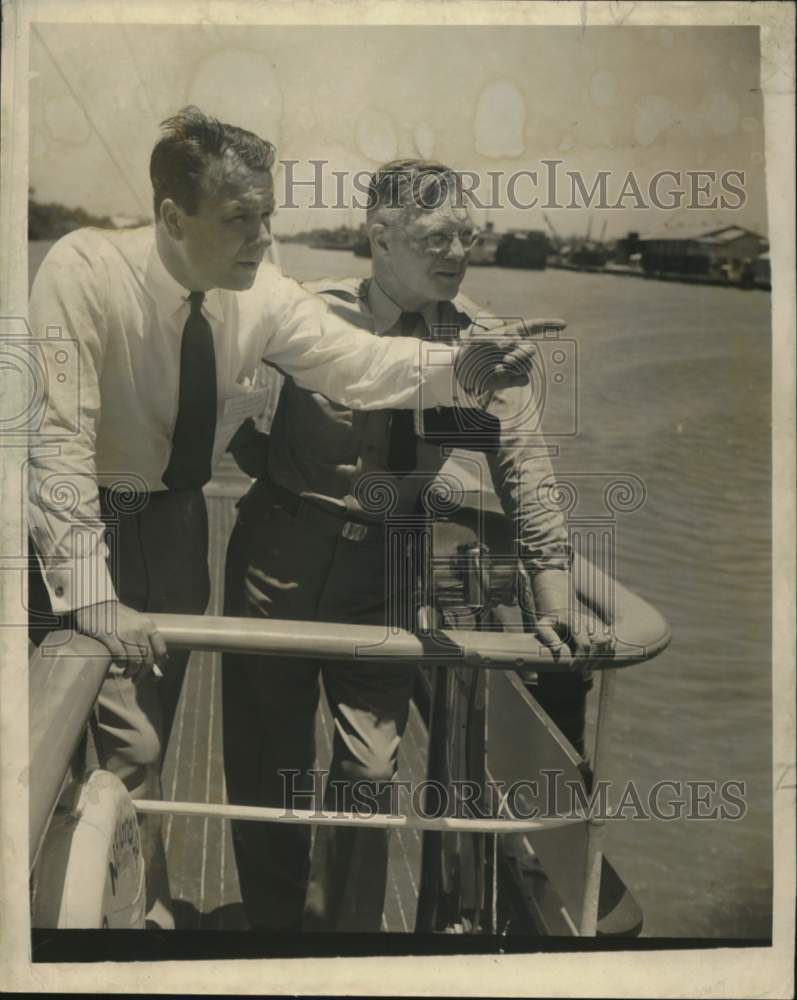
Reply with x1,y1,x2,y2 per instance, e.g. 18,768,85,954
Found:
387,311,424,475
386,310,502,473
162,291,218,491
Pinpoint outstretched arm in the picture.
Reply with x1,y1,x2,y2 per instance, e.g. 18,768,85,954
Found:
260,274,538,411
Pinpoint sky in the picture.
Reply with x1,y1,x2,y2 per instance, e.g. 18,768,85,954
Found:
29,22,768,240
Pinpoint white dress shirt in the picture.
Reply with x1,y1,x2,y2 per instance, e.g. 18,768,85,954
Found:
27,226,459,612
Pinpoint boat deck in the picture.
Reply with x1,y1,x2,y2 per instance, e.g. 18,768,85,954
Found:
161,468,427,931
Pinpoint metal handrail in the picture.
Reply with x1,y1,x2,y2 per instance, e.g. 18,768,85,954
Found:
148,608,669,670
29,559,671,870
132,798,586,834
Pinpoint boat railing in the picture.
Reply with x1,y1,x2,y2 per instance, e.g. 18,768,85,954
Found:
29,551,671,878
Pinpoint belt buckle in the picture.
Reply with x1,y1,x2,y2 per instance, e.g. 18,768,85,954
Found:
342,520,369,542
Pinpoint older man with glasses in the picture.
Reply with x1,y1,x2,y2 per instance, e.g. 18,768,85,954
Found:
221,158,599,933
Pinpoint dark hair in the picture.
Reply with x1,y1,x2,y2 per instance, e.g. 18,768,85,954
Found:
150,105,276,217
366,158,461,225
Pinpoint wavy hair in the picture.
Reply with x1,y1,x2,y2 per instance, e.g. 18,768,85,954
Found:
365,158,462,226
150,105,275,216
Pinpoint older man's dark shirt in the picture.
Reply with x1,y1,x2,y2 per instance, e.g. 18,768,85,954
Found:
264,277,569,574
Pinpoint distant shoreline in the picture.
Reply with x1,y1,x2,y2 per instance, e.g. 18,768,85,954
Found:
27,238,771,295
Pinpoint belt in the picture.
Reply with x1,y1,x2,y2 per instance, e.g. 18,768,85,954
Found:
248,479,385,543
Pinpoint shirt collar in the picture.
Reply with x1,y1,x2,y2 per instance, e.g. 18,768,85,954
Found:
144,236,224,323
448,292,479,325
366,278,475,337
366,278,404,334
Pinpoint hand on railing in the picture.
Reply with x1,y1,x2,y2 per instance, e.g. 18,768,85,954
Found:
72,600,167,681
528,569,613,666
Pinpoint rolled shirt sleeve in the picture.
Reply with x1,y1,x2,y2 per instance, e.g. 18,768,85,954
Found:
27,236,117,613
259,274,460,410
483,384,572,574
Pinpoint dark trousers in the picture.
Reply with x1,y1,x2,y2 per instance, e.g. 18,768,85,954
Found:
29,487,210,792
222,498,415,932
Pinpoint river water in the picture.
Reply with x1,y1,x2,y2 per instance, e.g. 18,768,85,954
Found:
28,239,773,939
277,244,774,941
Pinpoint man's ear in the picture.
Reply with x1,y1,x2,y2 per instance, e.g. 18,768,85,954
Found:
369,223,390,258
159,199,184,240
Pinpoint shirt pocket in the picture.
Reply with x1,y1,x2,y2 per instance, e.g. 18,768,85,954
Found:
221,385,271,426
214,384,272,463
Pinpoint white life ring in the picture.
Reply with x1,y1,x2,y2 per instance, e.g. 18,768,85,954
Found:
32,769,146,929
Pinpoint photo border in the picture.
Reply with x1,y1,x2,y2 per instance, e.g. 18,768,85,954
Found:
1,1,794,995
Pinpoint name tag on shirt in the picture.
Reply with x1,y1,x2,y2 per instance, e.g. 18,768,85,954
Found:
222,386,270,424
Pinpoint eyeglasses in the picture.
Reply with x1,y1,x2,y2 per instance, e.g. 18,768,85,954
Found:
402,226,481,256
